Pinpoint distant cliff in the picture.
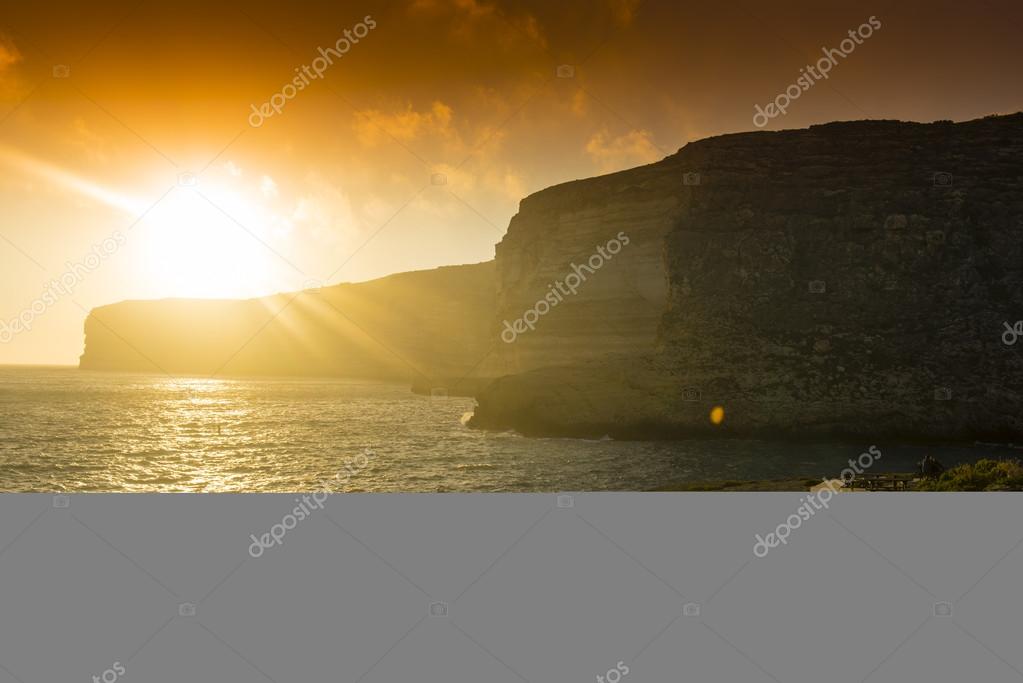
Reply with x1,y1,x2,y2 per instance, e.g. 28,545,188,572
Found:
80,262,495,392
470,114,1023,441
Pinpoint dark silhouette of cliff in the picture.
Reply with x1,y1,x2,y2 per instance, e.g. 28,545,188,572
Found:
81,114,1023,442
470,114,1023,442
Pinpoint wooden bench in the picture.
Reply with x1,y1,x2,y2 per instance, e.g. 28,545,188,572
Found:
843,472,916,491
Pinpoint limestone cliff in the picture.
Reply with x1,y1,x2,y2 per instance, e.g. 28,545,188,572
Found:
80,262,494,392
481,160,678,376
470,114,1023,441
80,114,1023,442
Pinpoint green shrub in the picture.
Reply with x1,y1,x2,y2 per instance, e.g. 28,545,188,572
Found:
915,458,1023,491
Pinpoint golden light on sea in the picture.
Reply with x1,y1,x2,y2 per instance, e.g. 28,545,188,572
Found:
710,406,725,425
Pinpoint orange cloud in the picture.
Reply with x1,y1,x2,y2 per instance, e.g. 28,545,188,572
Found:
353,101,454,146
407,0,546,49
409,0,492,18
607,0,642,26
0,34,20,71
585,128,662,173
0,33,23,99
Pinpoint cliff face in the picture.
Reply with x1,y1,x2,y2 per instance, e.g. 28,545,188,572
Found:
80,262,494,391
81,114,1023,442
470,114,1023,441
482,162,680,376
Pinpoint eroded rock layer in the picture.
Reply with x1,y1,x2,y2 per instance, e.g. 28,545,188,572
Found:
470,114,1023,441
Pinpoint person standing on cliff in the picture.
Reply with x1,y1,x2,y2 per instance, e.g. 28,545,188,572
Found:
918,455,944,477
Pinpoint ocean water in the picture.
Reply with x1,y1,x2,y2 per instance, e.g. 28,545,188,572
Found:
0,366,997,492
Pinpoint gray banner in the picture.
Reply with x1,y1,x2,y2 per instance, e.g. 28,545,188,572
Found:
1,493,1020,682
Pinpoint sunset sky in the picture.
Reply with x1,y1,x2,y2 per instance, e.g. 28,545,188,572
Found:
1,0,1021,364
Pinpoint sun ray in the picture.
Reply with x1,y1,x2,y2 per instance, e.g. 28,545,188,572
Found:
0,143,148,215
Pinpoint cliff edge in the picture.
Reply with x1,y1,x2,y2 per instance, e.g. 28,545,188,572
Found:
469,114,1023,441
80,261,495,392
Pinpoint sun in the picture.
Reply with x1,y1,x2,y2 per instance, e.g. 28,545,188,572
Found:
140,185,284,299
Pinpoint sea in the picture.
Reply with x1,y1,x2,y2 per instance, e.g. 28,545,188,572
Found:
0,366,1000,492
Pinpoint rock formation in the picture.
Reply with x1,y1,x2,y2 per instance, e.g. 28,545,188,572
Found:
80,262,495,393
480,161,679,376
80,113,1023,442
469,114,1023,441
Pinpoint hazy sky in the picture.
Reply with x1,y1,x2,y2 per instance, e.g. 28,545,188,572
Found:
1,0,1022,364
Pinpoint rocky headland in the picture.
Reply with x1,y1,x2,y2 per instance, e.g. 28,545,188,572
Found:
81,114,1023,442
80,261,495,393
470,113,1023,441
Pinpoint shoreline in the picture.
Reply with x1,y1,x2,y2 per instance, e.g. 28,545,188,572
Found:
651,476,909,492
